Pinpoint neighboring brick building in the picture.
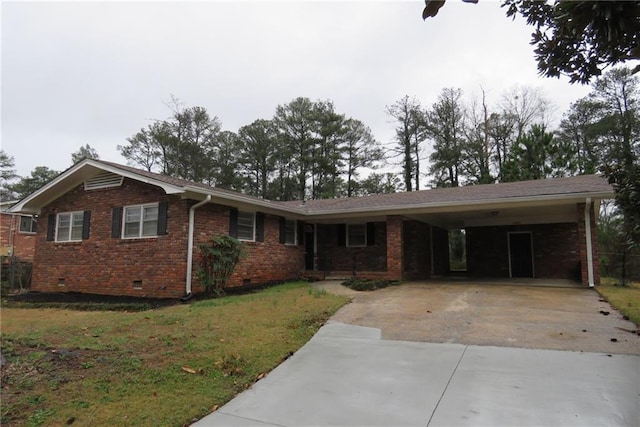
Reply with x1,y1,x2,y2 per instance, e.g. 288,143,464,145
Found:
9,159,614,298
1,201,37,262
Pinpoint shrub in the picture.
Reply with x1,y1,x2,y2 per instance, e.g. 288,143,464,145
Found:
342,278,400,291
197,235,245,296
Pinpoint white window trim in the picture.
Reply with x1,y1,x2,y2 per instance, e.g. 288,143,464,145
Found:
122,203,159,239
346,223,367,247
284,219,297,245
55,211,84,243
237,211,256,242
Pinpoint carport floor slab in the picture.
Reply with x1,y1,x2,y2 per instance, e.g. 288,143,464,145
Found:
194,323,640,427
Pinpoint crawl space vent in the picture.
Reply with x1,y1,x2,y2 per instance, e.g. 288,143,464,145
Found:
84,172,124,190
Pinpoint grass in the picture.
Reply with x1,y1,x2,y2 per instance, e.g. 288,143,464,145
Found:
0,282,348,426
597,277,640,326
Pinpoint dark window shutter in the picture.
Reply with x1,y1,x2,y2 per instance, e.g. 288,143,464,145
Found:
46,214,56,241
337,224,346,246
279,217,286,244
256,212,265,242
367,222,376,246
157,201,168,235
229,208,238,238
82,211,91,240
297,221,305,245
111,207,122,238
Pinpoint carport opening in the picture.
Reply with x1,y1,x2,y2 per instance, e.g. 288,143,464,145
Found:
449,229,467,272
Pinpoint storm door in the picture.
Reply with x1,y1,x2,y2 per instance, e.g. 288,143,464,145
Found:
508,232,534,278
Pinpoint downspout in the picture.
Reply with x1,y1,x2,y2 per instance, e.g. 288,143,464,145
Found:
185,195,211,296
584,198,595,288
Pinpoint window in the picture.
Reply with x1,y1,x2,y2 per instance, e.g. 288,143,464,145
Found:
237,211,255,241
284,219,297,245
19,216,37,233
347,224,367,247
56,212,84,242
123,204,159,238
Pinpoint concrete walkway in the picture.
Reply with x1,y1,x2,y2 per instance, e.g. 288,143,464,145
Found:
194,322,640,426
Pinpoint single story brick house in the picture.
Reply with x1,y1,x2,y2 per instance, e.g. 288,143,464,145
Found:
8,159,614,298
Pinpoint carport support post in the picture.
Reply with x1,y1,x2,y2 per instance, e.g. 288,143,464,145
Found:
386,216,403,280
577,200,599,287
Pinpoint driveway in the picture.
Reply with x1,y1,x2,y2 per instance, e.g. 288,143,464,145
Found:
195,323,640,426
319,280,640,355
194,281,640,426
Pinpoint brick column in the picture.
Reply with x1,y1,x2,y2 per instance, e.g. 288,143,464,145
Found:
386,215,403,280
577,202,600,286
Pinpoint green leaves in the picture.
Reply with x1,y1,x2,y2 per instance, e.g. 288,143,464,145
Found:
197,236,245,296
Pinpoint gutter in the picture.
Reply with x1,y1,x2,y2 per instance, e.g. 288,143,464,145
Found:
185,195,211,296
585,198,595,287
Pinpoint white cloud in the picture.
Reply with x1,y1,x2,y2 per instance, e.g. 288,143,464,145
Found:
2,1,591,177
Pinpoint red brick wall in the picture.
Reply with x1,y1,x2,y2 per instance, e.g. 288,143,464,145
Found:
403,220,430,279
32,178,305,298
1,213,36,261
33,179,189,298
190,204,304,291
466,223,581,281
386,216,403,280
315,222,387,272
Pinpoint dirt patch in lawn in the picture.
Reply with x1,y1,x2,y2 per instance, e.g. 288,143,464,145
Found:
318,281,640,355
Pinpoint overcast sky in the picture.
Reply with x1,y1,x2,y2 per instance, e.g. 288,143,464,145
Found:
2,0,593,178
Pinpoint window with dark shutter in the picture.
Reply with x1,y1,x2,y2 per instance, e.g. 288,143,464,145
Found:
111,207,122,238
347,224,367,247
46,214,56,241
279,217,286,244
82,211,91,240
157,202,168,235
256,212,265,242
229,208,238,238
367,222,376,246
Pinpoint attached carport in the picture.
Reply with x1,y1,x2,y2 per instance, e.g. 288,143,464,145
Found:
298,175,613,287
404,197,601,286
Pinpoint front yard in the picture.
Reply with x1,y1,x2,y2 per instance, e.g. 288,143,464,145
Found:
0,282,348,426
597,278,640,326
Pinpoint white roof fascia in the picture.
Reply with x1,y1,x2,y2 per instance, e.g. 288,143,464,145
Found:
182,186,308,217
297,191,614,219
8,159,185,214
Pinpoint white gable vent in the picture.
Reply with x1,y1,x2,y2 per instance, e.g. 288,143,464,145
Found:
84,172,124,190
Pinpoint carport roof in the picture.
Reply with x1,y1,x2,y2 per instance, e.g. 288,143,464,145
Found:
281,174,614,214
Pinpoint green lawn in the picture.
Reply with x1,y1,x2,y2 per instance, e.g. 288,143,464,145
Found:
1,282,348,426
597,278,640,326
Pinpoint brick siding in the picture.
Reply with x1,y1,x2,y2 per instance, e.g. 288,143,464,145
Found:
1,213,36,261
32,178,304,298
191,204,304,292
315,222,387,272
403,220,430,279
466,222,583,282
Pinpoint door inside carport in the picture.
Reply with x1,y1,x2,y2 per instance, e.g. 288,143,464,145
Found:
509,232,534,278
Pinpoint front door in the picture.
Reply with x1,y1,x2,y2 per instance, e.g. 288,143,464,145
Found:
509,232,534,278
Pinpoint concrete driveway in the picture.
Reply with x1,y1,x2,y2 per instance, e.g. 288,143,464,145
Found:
320,280,640,355
195,281,640,426
196,323,640,426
